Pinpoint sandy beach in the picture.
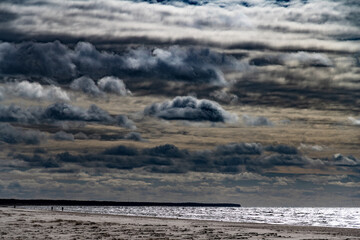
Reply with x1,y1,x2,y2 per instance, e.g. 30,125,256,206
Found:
1,207,360,240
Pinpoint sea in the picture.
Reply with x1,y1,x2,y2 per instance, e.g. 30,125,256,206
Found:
21,206,360,229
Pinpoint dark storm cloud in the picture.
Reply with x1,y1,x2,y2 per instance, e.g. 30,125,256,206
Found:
209,90,238,105
132,0,207,6
249,52,333,67
143,144,189,158
98,76,131,96
144,143,323,173
265,145,298,155
207,143,322,173
135,0,309,8
0,41,76,81
254,154,321,169
214,143,263,155
0,102,136,129
114,46,230,86
69,76,131,97
7,182,22,190
43,103,113,122
0,123,46,145
54,151,148,170
144,96,238,123
70,76,102,96
74,132,88,140
15,154,59,168
20,142,332,174
0,104,41,124
0,41,239,86
1,40,349,111
1,37,355,112
124,132,144,142
103,145,139,156
116,115,136,130
53,131,75,141
0,9,18,23
230,77,360,112
43,103,136,129
34,148,47,154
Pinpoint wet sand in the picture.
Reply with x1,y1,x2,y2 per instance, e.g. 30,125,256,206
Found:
1,207,359,240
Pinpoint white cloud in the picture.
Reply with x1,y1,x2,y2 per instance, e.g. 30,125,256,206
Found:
299,143,324,151
2,0,359,53
348,117,360,125
0,86,4,101
281,52,333,67
332,154,359,166
98,76,131,96
8,81,70,102
329,181,359,188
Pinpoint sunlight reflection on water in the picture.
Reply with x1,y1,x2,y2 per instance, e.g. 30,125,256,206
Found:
22,206,360,228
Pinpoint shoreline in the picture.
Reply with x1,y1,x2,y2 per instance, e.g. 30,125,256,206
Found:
1,207,359,239
0,199,241,207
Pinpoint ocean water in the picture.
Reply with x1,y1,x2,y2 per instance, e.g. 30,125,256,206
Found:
21,206,360,229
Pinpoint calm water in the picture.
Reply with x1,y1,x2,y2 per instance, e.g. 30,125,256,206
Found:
21,206,360,229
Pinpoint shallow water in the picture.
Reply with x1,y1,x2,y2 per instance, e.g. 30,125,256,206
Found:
22,206,360,229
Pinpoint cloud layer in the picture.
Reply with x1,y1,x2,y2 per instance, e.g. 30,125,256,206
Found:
0,123,45,145
0,0,359,110
1,0,359,51
0,41,240,86
0,102,135,129
12,142,358,174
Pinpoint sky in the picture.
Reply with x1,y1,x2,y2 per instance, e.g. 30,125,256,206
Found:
0,0,359,207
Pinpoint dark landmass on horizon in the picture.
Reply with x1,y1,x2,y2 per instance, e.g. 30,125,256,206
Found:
0,199,241,207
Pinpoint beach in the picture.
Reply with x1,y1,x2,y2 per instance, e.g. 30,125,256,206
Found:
1,207,359,239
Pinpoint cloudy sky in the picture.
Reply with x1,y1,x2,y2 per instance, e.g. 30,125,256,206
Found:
0,0,359,207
